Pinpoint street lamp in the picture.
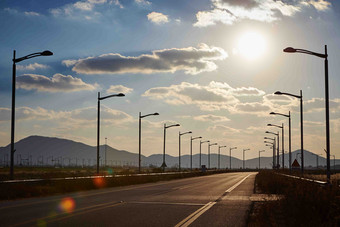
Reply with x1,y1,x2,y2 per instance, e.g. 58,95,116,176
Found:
331,155,335,171
314,153,322,169
162,123,180,171
199,140,210,168
97,92,125,174
139,112,159,173
179,131,192,171
10,50,53,179
243,148,250,169
105,137,107,167
268,124,283,169
266,131,279,169
218,145,227,169
208,143,218,169
284,45,330,182
259,150,265,169
190,136,202,170
275,90,304,173
229,147,237,169
271,111,292,172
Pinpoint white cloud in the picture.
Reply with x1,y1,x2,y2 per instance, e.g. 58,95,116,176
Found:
63,43,227,75
107,85,133,94
16,74,97,92
50,0,108,18
111,0,124,9
303,98,340,113
147,12,169,24
135,0,151,6
208,125,241,134
24,11,40,16
194,114,230,122
16,63,49,71
194,0,331,27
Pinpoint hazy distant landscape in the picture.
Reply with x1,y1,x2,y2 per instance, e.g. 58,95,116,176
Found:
0,135,337,170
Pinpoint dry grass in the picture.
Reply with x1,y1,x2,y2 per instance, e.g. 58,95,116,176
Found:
248,170,340,226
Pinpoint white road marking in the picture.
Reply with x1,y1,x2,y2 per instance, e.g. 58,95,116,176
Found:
174,173,254,227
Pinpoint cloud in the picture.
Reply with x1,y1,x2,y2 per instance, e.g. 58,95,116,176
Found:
111,0,124,9
303,98,340,113
193,114,230,122
143,81,239,110
63,43,227,75
0,107,59,122
16,74,97,92
50,0,109,18
107,85,133,94
24,11,40,16
194,0,331,27
147,12,169,24
230,102,271,116
135,0,151,6
16,63,49,71
208,125,241,134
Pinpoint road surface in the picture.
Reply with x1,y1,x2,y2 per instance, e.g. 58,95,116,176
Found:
0,172,256,226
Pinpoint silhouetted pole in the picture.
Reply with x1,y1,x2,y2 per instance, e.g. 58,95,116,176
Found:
243,148,250,169
284,45,330,182
199,140,209,168
162,123,180,171
229,147,237,169
190,136,201,170
218,145,227,169
97,92,125,174
179,131,192,171
10,50,53,179
105,137,107,167
331,155,335,171
139,112,159,173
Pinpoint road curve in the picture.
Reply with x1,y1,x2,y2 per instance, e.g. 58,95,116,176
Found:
0,172,256,227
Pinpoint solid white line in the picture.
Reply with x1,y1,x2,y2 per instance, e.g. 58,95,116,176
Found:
128,201,205,206
174,173,254,227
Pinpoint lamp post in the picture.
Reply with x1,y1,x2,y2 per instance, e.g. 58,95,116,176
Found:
105,137,107,167
139,112,159,173
162,123,180,171
229,147,237,169
284,45,330,182
314,153,323,169
10,50,53,179
264,138,276,169
218,145,227,169
199,140,210,168
275,90,304,173
243,148,250,169
259,150,265,169
190,136,202,170
97,92,125,174
208,143,218,169
179,131,192,171
268,124,283,169
266,131,280,168
271,111,292,172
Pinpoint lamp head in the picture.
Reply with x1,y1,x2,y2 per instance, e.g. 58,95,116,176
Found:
270,112,276,115
283,47,296,53
41,50,53,56
274,91,282,95
267,124,272,126
117,93,125,97
153,113,160,116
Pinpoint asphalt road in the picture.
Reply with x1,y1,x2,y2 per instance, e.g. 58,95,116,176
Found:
0,172,257,227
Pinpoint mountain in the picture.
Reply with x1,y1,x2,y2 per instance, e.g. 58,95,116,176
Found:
0,135,338,169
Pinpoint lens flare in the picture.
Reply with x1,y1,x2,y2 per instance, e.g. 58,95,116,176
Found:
93,177,106,188
58,197,75,213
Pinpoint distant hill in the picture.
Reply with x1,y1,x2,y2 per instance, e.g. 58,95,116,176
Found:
0,135,338,169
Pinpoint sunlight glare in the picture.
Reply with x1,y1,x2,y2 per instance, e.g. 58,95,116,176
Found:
237,32,266,60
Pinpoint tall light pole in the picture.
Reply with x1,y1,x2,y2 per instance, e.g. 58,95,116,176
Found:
268,124,283,169
243,148,250,169
199,140,210,169
162,123,180,171
105,137,107,167
271,111,292,172
139,112,159,173
218,145,227,169
265,132,277,168
208,143,218,169
275,90,304,173
259,150,265,169
331,155,335,171
229,147,237,169
97,92,125,174
314,153,323,169
179,131,192,171
265,144,274,168
10,50,53,179
190,136,202,170
284,45,330,182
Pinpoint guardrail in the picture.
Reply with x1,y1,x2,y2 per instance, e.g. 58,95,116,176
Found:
278,173,328,186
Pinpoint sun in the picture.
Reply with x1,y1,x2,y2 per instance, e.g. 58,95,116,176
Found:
237,32,266,60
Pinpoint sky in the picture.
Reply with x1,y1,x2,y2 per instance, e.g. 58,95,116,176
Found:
0,0,340,161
